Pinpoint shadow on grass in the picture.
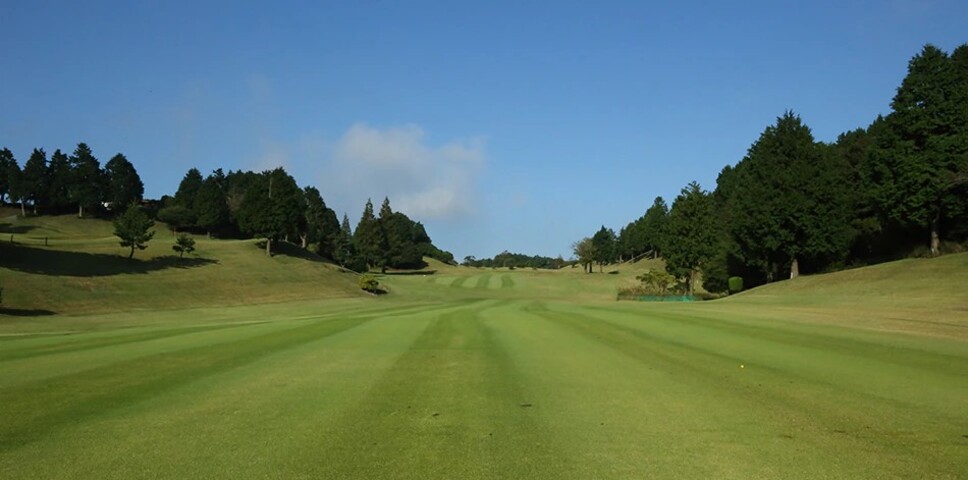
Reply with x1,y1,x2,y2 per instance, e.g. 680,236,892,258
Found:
0,307,57,317
0,243,218,277
0,223,37,234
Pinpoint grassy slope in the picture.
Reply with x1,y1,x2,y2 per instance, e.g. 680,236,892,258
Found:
0,213,363,315
1,213,966,478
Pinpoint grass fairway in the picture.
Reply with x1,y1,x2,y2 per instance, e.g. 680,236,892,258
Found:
1,215,967,478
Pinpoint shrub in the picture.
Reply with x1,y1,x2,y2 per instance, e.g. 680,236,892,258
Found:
359,274,381,293
728,276,744,293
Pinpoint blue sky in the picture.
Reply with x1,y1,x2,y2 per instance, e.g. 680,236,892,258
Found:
2,1,966,260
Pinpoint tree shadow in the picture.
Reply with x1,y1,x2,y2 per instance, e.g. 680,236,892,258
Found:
0,307,57,317
269,240,336,265
0,244,218,277
0,223,37,234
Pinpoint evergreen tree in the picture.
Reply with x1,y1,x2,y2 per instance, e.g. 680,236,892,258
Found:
236,168,304,256
335,213,357,268
46,149,73,212
69,143,104,218
6,158,25,216
640,196,669,258
729,112,852,280
301,186,340,256
174,168,204,211
104,153,144,211
172,233,196,258
376,197,397,272
113,203,155,259
21,148,48,214
194,171,230,236
876,44,968,255
591,226,617,272
664,182,716,295
353,198,383,270
0,148,14,204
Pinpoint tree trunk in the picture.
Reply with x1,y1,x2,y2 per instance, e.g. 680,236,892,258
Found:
265,238,272,256
20,200,25,216
688,270,696,296
930,214,940,256
790,257,799,280
300,234,308,249
128,245,135,259
78,204,83,218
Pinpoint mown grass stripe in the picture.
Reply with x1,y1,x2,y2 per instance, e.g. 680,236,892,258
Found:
474,274,492,289
0,308,416,451
500,275,514,288
306,300,572,478
0,322,263,362
524,302,966,472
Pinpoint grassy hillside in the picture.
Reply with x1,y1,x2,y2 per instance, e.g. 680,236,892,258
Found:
0,212,364,315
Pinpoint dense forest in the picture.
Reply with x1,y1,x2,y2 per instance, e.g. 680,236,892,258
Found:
0,147,454,271
575,44,968,292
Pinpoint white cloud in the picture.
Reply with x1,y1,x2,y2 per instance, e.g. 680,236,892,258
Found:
321,123,486,220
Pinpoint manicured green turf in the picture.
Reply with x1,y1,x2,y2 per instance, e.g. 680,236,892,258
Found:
1,213,966,478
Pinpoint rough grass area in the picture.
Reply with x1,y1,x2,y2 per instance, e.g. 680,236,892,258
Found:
1,213,966,478
0,214,363,314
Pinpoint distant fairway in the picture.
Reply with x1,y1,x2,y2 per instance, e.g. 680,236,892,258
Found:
1,214,967,478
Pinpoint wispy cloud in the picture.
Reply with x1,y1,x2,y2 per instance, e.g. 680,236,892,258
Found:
321,123,486,220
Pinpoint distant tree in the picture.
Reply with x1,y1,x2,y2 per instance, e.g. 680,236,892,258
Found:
0,148,15,204
46,149,73,212
375,197,396,272
236,168,304,256
113,203,155,259
194,171,230,236
640,196,669,258
21,148,48,214
157,205,197,234
572,237,595,273
591,225,617,272
69,143,104,218
172,233,196,258
353,199,383,270
335,213,356,267
664,182,716,295
302,186,340,256
103,153,143,211
6,159,25,216
174,168,204,211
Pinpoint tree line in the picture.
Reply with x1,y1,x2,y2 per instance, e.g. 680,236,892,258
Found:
0,143,142,218
0,144,454,271
462,251,569,269
579,44,968,293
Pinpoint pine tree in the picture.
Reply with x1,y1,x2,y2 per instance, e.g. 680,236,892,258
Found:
878,44,968,255
113,203,155,259
194,172,229,236
174,168,204,211
664,182,716,295
21,148,48,214
46,149,73,212
104,153,144,211
69,143,104,218
0,148,14,204
729,112,852,280
236,168,304,256
353,199,383,270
